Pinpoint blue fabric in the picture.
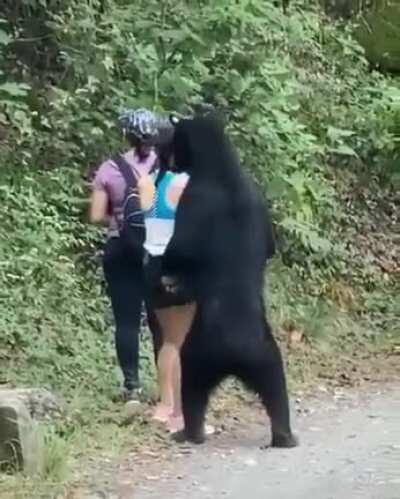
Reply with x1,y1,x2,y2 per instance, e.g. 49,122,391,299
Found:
146,171,188,220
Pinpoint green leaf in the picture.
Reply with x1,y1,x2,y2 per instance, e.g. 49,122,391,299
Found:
268,176,287,198
327,126,355,143
330,145,358,157
285,171,307,193
0,28,11,45
0,82,30,97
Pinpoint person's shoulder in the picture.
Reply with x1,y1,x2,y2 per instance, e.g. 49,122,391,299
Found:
176,172,189,182
96,156,119,173
92,156,120,189
170,172,189,192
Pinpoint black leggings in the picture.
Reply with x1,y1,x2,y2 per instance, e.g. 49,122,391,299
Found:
103,237,161,391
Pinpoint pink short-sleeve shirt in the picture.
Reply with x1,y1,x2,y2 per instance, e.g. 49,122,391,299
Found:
92,148,157,237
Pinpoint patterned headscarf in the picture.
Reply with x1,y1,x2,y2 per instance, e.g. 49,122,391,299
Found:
118,108,172,145
118,104,217,146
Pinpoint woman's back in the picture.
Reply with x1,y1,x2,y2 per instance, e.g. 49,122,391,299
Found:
93,148,157,237
143,170,189,257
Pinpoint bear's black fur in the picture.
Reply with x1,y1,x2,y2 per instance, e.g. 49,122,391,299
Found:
162,115,298,447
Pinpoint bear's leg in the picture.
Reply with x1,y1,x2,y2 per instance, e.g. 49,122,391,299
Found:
173,351,223,445
239,330,299,448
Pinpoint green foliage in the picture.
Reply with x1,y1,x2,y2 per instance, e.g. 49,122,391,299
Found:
0,165,114,393
1,1,399,248
0,11,398,499
0,0,398,397
354,1,400,72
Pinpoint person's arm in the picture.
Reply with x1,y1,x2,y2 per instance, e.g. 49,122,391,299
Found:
89,189,109,225
89,163,110,225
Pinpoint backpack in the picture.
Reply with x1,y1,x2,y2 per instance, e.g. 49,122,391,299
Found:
113,154,151,262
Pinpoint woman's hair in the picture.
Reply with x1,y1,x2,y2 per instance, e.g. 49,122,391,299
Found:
155,119,175,171
157,140,174,166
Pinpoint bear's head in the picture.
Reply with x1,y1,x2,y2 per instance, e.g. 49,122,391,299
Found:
170,113,233,178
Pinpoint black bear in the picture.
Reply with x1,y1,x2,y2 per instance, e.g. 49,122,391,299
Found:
161,114,298,448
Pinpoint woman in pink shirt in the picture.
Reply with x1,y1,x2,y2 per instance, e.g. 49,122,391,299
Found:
90,109,162,402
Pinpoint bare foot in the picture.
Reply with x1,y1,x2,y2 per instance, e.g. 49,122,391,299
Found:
169,420,215,437
152,403,172,423
205,424,215,436
167,414,184,433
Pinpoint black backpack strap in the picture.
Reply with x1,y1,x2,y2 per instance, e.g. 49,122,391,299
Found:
154,168,166,187
149,155,160,175
113,154,139,188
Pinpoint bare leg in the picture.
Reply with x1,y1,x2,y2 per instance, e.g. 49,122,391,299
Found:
145,305,162,368
171,355,182,417
153,304,196,426
166,355,184,432
153,342,176,421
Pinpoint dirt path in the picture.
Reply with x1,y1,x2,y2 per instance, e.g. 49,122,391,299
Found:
130,381,400,499
74,373,400,499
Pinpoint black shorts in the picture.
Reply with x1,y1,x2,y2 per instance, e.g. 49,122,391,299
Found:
143,254,195,309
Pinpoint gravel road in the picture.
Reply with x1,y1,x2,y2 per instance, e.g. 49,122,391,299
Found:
134,382,400,499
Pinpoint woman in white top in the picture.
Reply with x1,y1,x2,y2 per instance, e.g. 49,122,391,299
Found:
139,139,195,433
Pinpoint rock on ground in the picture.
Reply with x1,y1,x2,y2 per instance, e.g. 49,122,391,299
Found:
0,388,63,473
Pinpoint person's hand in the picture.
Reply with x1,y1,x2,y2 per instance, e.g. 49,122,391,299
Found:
161,275,181,294
138,174,155,211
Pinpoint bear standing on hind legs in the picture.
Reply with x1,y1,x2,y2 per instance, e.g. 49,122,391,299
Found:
161,114,298,448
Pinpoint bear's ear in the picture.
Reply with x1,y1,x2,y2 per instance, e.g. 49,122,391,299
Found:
169,114,180,126
193,102,216,116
